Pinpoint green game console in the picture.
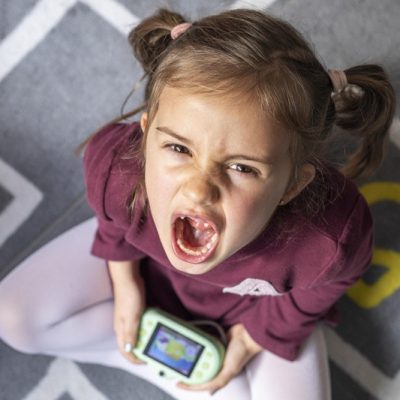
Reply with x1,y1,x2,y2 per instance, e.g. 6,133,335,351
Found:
131,308,225,384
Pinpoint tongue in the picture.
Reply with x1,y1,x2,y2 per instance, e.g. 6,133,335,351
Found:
182,218,215,248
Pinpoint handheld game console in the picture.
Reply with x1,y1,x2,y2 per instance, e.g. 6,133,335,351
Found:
131,308,225,384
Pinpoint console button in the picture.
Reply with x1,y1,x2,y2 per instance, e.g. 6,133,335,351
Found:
194,371,204,379
201,362,210,370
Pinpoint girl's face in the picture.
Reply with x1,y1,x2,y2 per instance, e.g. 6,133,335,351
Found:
142,86,312,275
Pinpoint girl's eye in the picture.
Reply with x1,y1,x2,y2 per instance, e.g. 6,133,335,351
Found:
166,144,191,155
229,163,258,176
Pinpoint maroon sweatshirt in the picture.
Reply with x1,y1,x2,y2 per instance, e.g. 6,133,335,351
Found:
83,122,373,361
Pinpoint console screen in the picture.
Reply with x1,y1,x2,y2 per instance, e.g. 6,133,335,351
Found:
144,323,204,376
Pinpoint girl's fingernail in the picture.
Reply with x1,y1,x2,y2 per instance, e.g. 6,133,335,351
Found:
124,342,133,352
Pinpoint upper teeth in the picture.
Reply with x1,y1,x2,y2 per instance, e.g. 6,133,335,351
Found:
177,216,212,229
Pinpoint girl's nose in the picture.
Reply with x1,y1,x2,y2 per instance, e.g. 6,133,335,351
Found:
181,174,220,206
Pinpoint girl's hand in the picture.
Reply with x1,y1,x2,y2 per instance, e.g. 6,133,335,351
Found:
177,323,262,394
108,260,146,364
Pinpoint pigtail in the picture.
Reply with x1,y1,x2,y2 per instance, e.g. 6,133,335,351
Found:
129,8,188,76
99,9,190,126
332,65,396,179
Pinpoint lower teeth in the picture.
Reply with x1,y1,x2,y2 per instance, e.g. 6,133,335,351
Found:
176,233,217,257
177,239,204,256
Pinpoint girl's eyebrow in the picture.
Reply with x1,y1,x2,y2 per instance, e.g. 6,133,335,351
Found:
225,154,274,165
156,126,193,146
156,126,273,165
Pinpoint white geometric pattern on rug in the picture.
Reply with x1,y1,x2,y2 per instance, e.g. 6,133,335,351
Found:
0,159,43,247
229,0,278,9
22,358,108,400
325,327,400,400
0,0,77,82
0,0,276,83
81,0,139,35
0,0,140,83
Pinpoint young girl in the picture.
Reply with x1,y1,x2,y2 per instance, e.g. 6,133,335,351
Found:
0,8,395,400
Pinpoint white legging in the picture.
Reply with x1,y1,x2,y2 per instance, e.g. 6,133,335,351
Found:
0,218,331,400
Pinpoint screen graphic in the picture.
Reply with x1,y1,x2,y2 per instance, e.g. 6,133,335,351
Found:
144,323,205,376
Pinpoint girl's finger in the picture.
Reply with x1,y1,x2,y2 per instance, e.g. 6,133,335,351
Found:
120,320,145,364
177,369,234,393
122,341,145,364
120,337,145,364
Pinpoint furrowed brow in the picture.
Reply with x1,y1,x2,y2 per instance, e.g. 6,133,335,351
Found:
156,126,193,146
226,154,274,165
156,126,273,165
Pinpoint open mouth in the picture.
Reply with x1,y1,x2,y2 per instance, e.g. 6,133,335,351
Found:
172,214,219,264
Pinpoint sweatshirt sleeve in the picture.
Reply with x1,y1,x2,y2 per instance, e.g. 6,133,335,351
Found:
240,194,374,361
83,122,146,262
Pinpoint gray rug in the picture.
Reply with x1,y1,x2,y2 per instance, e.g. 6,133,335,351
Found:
1,0,400,399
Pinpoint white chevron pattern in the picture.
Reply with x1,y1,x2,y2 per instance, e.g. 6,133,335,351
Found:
22,358,108,400
0,0,77,83
229,0,278,9
81,0,139,35
324,327,400,400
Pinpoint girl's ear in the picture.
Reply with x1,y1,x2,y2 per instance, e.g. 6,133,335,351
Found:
140,112,148,133
281,163,316,205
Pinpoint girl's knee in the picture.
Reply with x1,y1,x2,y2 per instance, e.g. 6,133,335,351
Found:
0,295,45,354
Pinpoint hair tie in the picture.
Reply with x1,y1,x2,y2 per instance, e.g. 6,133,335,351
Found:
328,68,364,99
170,22,192,40
328,69,347,93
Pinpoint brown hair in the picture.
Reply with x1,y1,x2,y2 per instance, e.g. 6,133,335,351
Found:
88,8,396,215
